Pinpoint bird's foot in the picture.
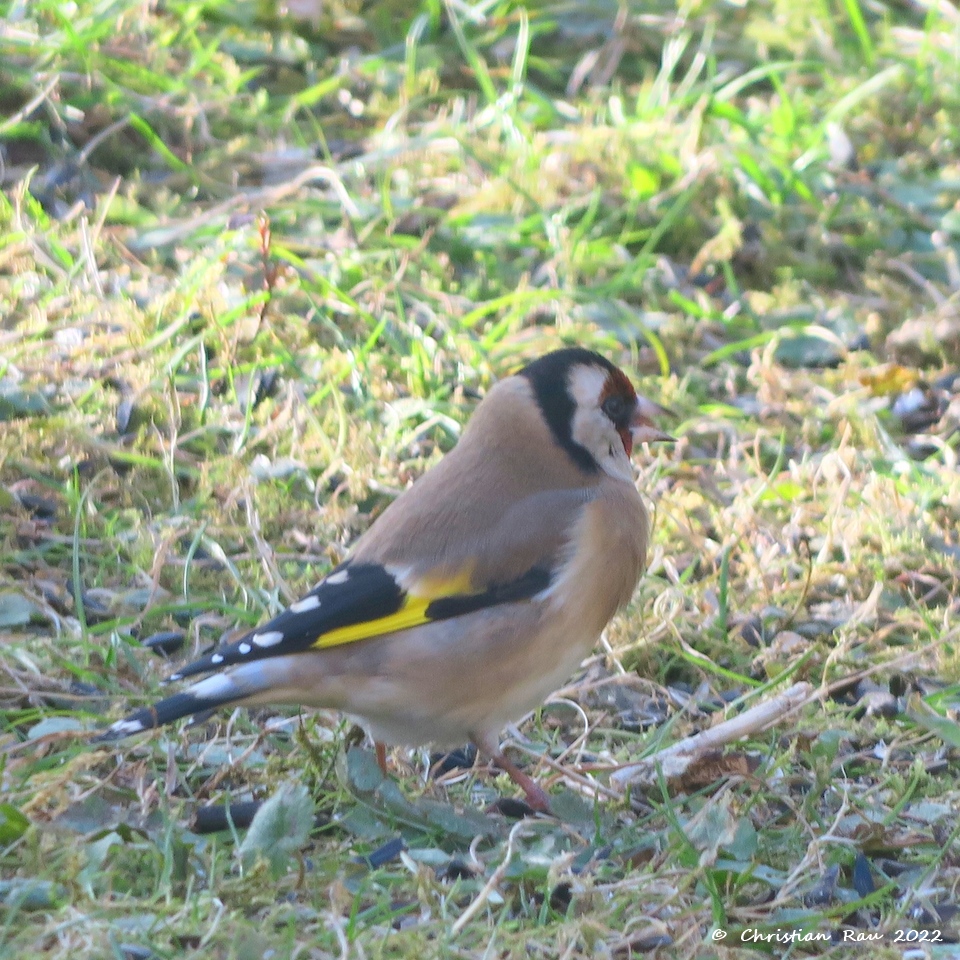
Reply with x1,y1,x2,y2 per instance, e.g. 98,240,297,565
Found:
476,739,552,814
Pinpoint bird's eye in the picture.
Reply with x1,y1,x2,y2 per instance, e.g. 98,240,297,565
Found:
602,395,628,422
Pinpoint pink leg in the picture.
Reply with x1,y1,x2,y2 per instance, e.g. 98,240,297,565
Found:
472,732,552,813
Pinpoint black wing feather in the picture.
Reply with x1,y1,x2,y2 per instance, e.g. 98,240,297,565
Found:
169,561,403,681
424,566,551,619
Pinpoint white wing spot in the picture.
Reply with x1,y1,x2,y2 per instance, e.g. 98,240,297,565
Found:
110,718,146,736
385,564,414,588
326,570,350,585
211,654,224,664
289,595,321,613
253,630,284,648
238,642,252,655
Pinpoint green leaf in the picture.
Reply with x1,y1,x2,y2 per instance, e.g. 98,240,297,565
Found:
726,817,758,860
626,163,660,200
0,381,51,420
773,328,845,369
908,710,960,749
758,480,807,503
0,879,65,910
0,593,38,628
546,790,596,825
0,805,30,844
684,794,738,867
346,746,387,794
338,804,397,842
27,717,85,739
416,799,500,839
239,783,314,877
811,729,845,764
78,831,126,897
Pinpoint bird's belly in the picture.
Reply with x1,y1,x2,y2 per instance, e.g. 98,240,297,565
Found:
328,602,601,749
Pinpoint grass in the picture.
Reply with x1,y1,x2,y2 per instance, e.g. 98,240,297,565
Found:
2,0,960,956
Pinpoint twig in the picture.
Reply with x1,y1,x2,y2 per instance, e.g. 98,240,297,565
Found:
451,820,527,935
609,681,813,792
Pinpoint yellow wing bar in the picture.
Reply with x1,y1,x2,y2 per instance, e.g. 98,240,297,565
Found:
310,567,476,649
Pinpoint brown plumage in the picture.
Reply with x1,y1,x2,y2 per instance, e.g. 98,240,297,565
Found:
100,348,671,811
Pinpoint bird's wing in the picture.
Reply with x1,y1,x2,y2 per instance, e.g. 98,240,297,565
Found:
165,487,592,684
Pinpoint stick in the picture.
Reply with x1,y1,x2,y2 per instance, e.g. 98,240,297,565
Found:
609,682,814,792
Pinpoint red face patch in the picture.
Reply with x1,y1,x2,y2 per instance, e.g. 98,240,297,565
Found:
600,368,638,406
599,369,638,456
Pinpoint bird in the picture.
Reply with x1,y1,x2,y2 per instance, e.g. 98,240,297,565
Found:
99,348,672,811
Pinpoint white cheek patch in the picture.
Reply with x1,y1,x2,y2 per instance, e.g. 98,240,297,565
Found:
603,449,635,483
567,364,609,411
568,365,610,454
252,630,284,647
289,595,321,614
566,364,636,482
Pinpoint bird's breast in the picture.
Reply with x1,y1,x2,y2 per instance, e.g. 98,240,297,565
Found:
544,482,649,635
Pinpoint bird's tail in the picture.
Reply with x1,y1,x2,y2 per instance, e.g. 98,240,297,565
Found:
95,669,268,741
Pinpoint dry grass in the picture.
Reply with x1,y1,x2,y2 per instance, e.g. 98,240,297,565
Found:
2,0,960,956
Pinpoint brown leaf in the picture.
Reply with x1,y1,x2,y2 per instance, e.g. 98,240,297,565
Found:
673,749,756,792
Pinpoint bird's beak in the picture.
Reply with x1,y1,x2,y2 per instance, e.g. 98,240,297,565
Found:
630,396,675,446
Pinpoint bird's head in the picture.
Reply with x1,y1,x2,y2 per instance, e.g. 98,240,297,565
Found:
520,348,673,482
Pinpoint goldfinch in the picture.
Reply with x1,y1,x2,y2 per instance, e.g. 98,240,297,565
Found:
100,348,671,810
